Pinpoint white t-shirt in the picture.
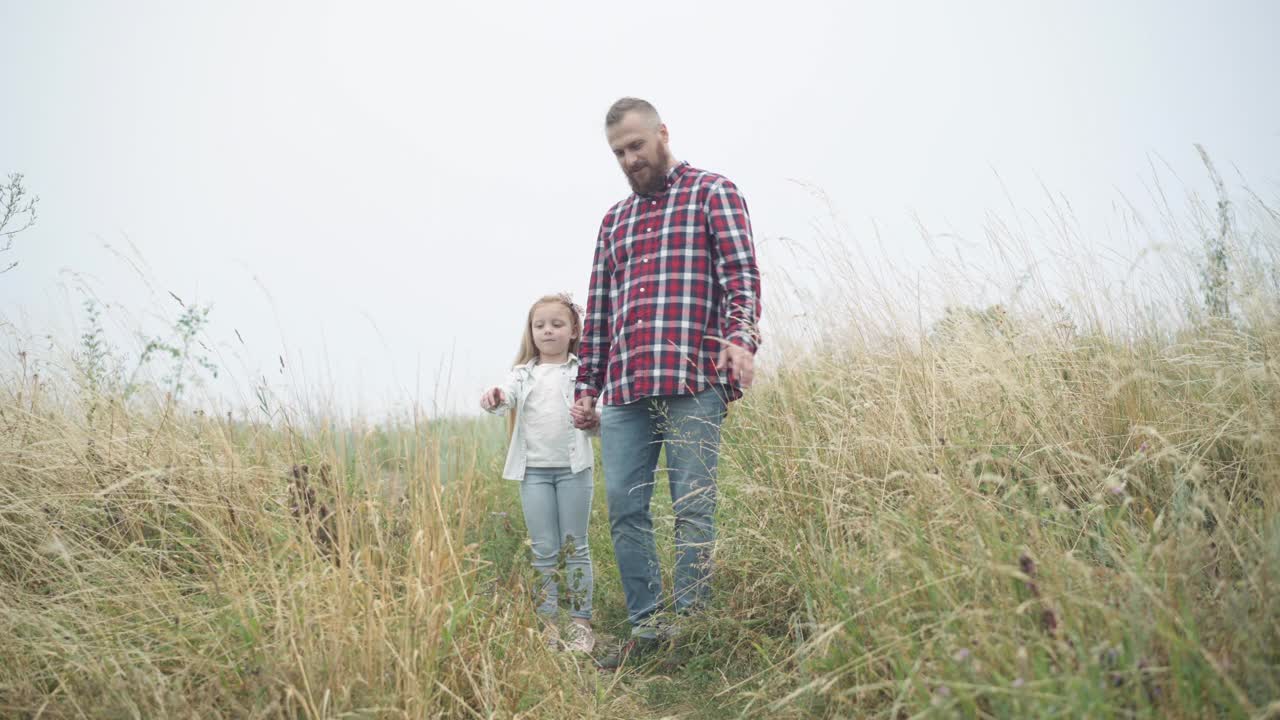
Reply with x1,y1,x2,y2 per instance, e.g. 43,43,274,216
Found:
522,362,572,468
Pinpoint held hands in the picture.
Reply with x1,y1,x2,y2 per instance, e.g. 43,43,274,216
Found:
479,386,506,411
716,342,756,389
571,396,599,430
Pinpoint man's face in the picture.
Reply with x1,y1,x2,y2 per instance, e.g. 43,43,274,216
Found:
607,111,671,196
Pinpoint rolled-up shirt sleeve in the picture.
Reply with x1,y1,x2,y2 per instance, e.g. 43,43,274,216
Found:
575,218,613,400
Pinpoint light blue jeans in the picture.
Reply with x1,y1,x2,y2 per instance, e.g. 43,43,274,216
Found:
600,386,728,632
519,466,594,620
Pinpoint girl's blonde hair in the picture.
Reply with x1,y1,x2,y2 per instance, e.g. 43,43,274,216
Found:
507,293,583,438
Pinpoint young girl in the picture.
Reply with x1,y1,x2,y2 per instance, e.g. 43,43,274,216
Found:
480,293,596,653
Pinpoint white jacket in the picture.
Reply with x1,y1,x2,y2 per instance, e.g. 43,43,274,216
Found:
484,355,595,481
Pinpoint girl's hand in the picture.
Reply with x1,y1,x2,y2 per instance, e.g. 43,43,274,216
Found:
480,387,505,411
571,396,599,430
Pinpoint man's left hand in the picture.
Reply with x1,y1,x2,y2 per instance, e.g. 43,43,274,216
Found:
716,342,755,389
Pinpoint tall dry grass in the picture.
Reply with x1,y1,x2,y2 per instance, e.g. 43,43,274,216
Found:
713,311,1279,717
0,370,637,717
2,172,1278,718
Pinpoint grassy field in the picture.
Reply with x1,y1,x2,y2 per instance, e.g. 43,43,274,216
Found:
3,189,1279,718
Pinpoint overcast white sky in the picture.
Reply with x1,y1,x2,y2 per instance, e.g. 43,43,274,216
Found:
2,1,1278,418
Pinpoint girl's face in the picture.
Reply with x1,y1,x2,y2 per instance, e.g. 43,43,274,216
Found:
530,302,576,361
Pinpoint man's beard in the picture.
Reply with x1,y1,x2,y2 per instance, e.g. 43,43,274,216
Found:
626,144,673,196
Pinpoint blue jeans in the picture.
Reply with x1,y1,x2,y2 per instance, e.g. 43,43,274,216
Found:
519,466,594,620
600,386,728,630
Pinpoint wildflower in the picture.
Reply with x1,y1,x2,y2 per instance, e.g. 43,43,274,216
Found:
952,648,971,662
1012,677,1025,688
931,686,952,706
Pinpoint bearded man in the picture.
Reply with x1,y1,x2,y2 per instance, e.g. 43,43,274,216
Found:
571,97,762,670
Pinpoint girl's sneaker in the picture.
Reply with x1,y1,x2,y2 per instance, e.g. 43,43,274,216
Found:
565,623,595,653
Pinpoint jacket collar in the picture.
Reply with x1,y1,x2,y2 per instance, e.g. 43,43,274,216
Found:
520,353,579,371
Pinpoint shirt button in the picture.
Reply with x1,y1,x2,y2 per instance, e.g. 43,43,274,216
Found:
640,287,646,293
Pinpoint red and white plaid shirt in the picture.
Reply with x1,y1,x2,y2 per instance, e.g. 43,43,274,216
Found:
576,162,762,406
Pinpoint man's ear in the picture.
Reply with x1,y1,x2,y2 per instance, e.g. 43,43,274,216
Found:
658,123,669,142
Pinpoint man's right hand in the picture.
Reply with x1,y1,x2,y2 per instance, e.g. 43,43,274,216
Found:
571,396,599,430
480,387,505,411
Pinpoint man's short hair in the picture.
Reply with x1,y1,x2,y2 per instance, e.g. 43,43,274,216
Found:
605,97,661,128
